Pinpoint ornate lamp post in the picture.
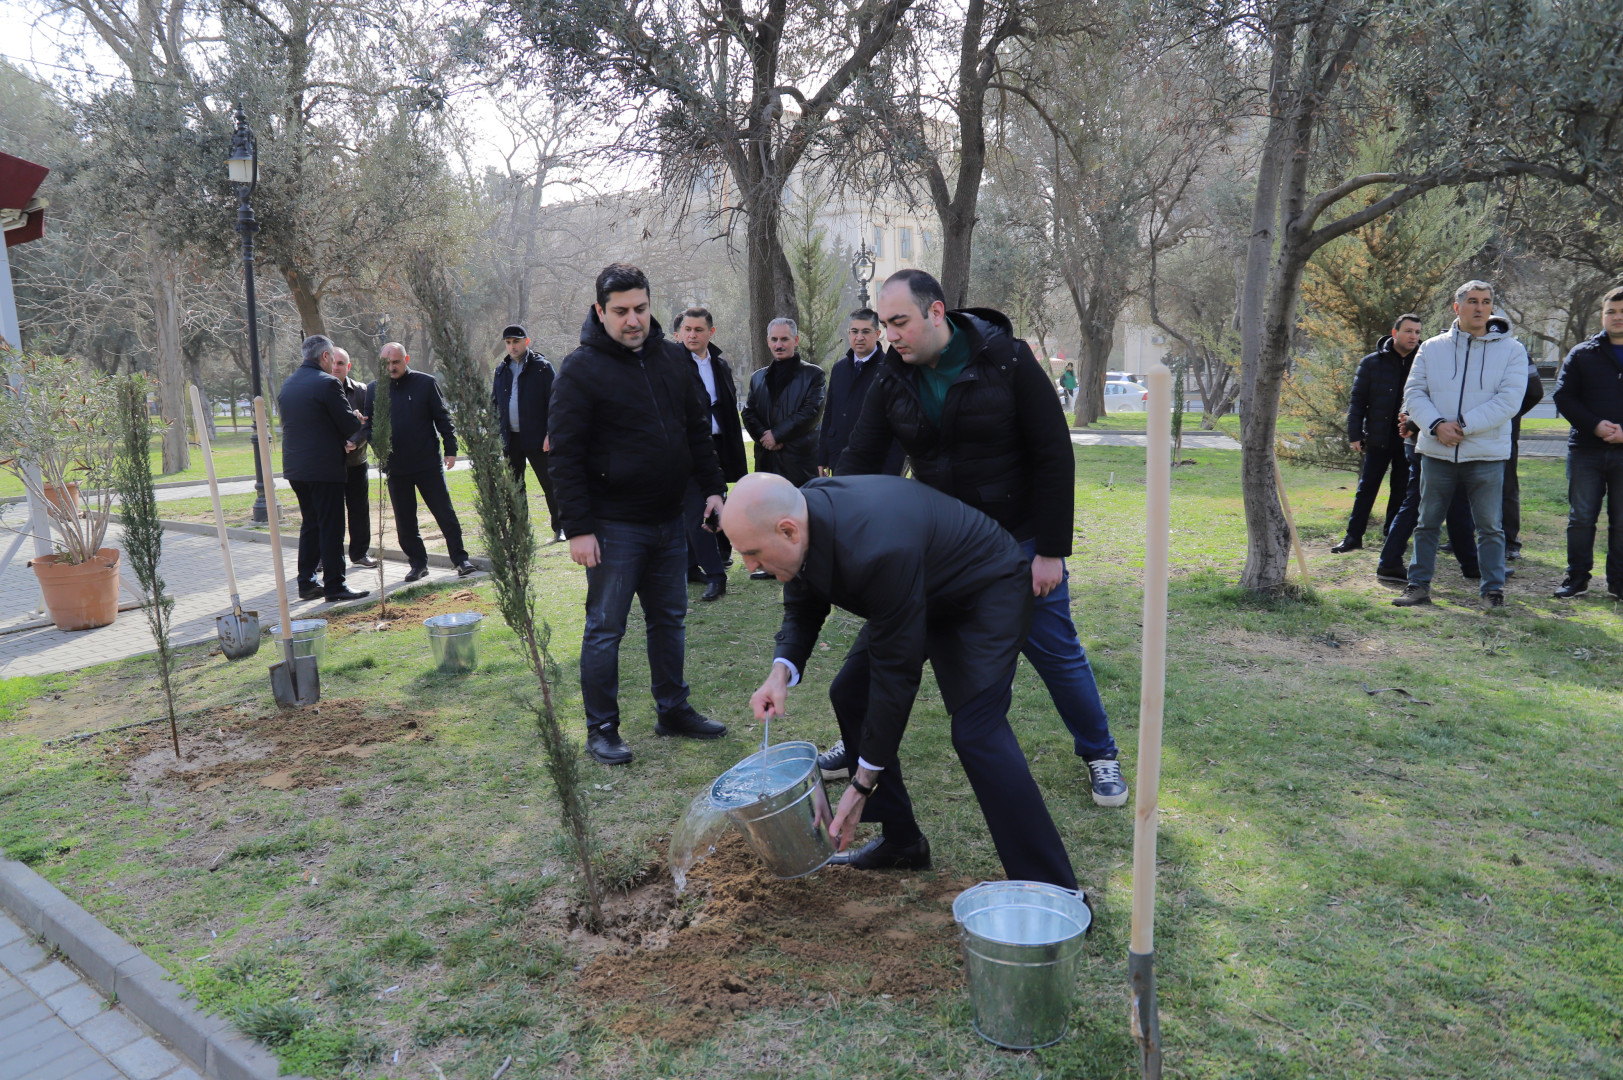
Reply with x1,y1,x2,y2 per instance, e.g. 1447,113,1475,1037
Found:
226,105,268,523
851,240,876,308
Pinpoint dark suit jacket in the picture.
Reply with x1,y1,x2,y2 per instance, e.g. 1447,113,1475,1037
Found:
491,349,555,457
687,343,748,483
339,376,369,468
359,370,457,477
278,358,363,484
773,475,1033,768
820,348,904,474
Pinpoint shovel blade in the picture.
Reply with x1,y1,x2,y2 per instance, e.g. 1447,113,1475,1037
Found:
270,654,321,707
217,611,262,660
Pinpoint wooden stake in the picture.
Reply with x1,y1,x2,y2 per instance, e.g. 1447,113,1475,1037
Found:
1273,456,1310,585
1130,363,1170,1079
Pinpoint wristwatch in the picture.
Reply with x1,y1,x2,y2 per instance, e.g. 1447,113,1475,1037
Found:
851,774,879,798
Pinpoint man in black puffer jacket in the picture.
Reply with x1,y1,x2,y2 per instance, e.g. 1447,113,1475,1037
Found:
358,343,476,581
549,264,729,765
837,269,1128,812
1334,315,1422,553
1550,287,1623,599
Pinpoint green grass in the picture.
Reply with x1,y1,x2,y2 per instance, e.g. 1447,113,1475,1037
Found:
0,429,262,498
0,446,1620,1078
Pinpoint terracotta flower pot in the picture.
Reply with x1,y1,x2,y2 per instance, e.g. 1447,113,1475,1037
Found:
29,547,121,631
42,481,80,517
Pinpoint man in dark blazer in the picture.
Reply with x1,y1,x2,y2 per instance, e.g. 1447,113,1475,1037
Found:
742,318,826,488
330,348,377,569
549,264,730,766
492,325,562,542
359,343,477,582
819,308,904,476
676,306,747,601
728,472,1075,887
278,334,368,602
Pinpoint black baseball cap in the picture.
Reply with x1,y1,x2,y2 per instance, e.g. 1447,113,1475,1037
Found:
501,324,527,340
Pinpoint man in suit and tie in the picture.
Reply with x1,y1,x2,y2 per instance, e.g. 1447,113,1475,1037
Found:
727,471,1076,888
676,307,748,601
819,308,904,477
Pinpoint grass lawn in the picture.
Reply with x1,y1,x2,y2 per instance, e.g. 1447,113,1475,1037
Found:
2,447,1621,1079
0,430,264,498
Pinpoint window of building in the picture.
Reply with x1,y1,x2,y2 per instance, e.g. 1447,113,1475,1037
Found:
873,226,885,259
921,229,933,252
899,227,913,259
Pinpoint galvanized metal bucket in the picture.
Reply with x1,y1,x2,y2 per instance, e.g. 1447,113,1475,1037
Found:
424,612,482,673
953,880,1093,1049
709,741,835,880
269,619,328,665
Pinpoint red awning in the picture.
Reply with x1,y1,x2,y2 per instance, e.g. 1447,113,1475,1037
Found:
0,151,49,248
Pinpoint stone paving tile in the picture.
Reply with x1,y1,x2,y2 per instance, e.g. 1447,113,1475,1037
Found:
107,1035,181,1080
47,980,110,1026
20,957,79,997
77,1008,145,1054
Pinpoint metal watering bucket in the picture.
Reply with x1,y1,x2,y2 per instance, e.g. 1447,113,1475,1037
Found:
953,880,1093,1049
269,619,328,664
709,741,835,879
424,612,482,672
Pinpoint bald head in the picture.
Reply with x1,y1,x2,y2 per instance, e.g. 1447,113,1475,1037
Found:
381,342,409,379
720,473,810,581
331,347,352,381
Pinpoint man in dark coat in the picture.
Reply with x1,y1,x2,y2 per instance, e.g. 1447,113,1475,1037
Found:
742,317,825,488
492,324,562,542
1502,350,1546,560
279,334,368,602
1550,286,1623,599
729,472,1076,887
1333,315,1423,553
838,269,1126,810
675,306,747,602
330,348,377,569
548,264,729,765
819,308,904,477
358,343,477,582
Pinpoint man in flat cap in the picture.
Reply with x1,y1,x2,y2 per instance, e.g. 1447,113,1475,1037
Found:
493,324,563,542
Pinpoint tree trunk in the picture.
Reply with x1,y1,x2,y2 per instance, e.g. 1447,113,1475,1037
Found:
1072,321,1114,427
283,266,326,338
744,202,797,370
937,211,976,309
145,229,190,475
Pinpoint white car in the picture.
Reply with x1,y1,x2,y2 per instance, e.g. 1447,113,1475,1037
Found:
1104,379,1149,411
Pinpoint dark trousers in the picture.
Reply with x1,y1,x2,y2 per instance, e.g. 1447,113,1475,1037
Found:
1378,443,1478,574
1565,445,1623,591
1017,537,1115,760
343,463,370,562
580,517,691,731
1344,441,1408,542
1503,422,1523,552
828,647,1077,889
386,469,468,570
506,443,560,534
684,479,726,583
289,479,346,595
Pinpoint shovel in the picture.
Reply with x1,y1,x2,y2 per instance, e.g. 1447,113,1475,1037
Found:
254,396,319,706
189,385,260,659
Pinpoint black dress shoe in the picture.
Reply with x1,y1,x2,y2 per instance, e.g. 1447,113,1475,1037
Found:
587,728,634,765
403,566,430,583
456,559,478,577
324,587,371,602
351,555,379,569
688,566,708,584
749,569,773,581
653,708,727,739
298,585,325,601
1330,539,1362,554
831,835,932,870
700,579,726,602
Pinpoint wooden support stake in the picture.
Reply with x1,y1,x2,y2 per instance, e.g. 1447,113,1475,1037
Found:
1274,456,1310,586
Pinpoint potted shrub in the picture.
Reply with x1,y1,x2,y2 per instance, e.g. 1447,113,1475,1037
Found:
0,347,124,630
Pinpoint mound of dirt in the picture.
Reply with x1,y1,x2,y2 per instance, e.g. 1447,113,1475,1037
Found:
105,698,431,792
325,588,492,632
574,834,972,1043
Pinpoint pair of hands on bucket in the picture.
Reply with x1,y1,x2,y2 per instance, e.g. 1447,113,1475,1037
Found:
751,666,872,853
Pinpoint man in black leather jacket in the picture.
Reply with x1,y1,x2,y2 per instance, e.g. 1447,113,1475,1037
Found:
839,269,1127,810
742,318,825,487
548,264,729,765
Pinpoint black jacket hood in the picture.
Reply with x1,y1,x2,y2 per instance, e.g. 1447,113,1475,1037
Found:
578,307,668,358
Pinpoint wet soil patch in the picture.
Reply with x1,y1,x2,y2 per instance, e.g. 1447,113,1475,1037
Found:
326,588,493,633
574,834,971,1044
104,697,432,792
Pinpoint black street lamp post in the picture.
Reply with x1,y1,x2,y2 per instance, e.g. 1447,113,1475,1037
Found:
226,104,269,524
851,240,876,309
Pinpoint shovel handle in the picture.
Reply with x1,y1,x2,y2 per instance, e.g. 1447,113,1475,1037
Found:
253,397,295,645
188,386,241,599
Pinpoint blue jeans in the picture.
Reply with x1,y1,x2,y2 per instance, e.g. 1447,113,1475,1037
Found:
1019,538,1117,760
1410,457,1505,595
579,517,691,731
1565,445,1623,591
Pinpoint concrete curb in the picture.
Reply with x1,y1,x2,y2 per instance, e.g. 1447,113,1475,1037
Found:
0,849,309,1080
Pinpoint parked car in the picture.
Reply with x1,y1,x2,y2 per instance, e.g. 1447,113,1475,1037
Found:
1106,370,1141,384
1104,379,1149,411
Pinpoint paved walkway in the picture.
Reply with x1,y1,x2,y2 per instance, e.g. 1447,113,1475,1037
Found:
0,913,198,1080
0,501,472,678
